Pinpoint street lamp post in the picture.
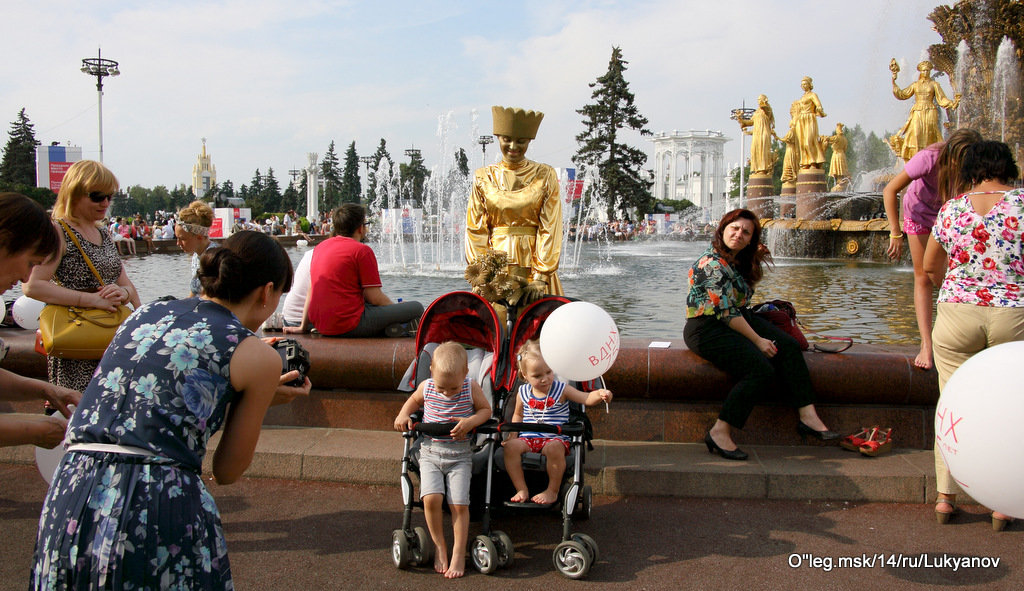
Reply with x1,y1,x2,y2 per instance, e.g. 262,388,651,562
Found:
478,135,493,165
80,48,119,163
359,155,375,202
730,103,755,211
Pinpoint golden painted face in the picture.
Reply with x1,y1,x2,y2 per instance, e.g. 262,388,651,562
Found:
497,135,531,164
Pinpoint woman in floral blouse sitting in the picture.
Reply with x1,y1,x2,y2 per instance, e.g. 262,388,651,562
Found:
683,208,837,461
924,140,1022,530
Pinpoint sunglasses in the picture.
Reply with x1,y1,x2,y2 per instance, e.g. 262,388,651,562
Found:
87,192,114,203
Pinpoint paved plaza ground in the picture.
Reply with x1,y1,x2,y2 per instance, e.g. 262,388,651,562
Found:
2,463,1022,590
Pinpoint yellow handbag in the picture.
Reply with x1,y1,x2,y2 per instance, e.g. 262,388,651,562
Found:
38,304,132,359
38,221,132,359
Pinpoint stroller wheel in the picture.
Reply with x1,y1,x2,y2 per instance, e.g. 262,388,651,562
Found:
578,485,593,520
391,529,412,569
553,540,592,579
493,530,514,568
413,526,434,566
470,534,499,574
570,532,599,564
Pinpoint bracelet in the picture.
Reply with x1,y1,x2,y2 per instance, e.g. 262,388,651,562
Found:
889,233,904,239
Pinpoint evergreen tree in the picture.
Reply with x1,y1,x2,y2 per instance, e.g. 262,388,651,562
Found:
340,141,362,204
367,138,394,205
455,148,469,177
281,184,300,214
1,108,40,187
262,167,282,213
399,149,430,206
320,141,342,211
573,47,654,218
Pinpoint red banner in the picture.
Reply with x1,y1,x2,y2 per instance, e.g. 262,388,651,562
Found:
48,162,73,192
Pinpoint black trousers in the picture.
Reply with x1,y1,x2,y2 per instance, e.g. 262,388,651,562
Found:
683,310,815,429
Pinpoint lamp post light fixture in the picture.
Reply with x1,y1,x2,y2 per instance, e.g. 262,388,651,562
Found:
358,155,375,201
729,103,755,209
80,48,119,163
478,135,493,165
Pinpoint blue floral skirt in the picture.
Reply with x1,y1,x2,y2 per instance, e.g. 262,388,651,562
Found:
30,451,232,590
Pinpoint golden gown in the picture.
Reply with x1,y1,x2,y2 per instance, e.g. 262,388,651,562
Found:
465,158,563,295
894,79,956,161
795,91,826,168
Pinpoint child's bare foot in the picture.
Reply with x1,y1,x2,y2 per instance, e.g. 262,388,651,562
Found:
445,555,465,578
531,489,558,505
914,345,933,370
510,489,529,503
434,553,448,574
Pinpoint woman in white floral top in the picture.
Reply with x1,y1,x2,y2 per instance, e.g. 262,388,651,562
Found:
924,140,1023,531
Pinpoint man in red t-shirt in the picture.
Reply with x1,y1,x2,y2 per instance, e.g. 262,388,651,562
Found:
285,204,423,337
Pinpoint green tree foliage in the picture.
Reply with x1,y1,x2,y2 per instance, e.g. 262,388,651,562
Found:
340,141,361,204
455,148,469,177
573,47,654,219
320,141,342,211
1,108,41,187
367,138,394,206
262,167,281,213
399,149,430,206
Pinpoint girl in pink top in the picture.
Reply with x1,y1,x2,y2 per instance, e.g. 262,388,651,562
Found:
882,129,980,369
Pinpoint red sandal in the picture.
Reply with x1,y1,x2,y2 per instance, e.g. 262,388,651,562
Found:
859,427,893,457
840,426,877,452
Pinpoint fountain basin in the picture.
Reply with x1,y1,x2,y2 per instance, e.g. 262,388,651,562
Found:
762,218,908,263
0,328,938,448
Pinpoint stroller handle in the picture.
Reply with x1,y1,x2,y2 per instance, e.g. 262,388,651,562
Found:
499,422,584,437
409,419,498,437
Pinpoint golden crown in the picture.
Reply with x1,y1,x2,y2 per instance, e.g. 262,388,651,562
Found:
491,106,544,139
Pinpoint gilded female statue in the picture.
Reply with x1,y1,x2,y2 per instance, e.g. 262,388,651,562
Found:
794,76,827,169
737,94,777,175
778,101,801,184
823,122,850,190
465,106,563,302
890,60,961,162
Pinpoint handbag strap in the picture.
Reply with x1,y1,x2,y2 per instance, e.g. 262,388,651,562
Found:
58,219,105,286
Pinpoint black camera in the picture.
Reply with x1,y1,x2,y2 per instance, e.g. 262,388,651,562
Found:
272,339,310,387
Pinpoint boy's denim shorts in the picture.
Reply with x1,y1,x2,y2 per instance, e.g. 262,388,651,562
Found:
419,440,472,505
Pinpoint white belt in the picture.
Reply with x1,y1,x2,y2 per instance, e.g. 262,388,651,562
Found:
67,442,157,458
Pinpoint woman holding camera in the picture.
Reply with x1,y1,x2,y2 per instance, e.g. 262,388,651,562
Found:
30,231,310,590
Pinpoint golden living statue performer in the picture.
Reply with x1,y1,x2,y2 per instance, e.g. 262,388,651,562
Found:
737,94,777,175
795,76,827,169
890,59,961,162
823,122,850,191
465,106,563,308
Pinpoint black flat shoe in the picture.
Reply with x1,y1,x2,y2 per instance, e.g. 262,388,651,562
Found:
704,432,748,460
797,421,841,441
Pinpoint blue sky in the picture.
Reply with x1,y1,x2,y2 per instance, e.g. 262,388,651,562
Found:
2,0,951,190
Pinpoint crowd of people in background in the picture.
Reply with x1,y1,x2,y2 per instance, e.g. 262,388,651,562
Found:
568,219,713,242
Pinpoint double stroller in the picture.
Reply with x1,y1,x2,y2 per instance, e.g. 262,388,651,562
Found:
391,291,602,579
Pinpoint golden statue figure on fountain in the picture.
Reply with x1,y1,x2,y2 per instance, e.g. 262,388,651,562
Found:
736,94,778,175
889,59,962,162
794,76,828,169
822,122,850,191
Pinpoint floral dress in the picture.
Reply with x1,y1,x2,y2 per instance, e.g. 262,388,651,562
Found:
30,298,254,590
48,222,125,392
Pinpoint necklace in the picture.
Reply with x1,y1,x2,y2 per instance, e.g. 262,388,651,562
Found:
963,190,1007,196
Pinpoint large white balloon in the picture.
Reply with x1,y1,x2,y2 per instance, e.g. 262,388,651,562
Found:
539,301,619,381
35,441,67,485
936,341,1024,519
12,296,45,331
